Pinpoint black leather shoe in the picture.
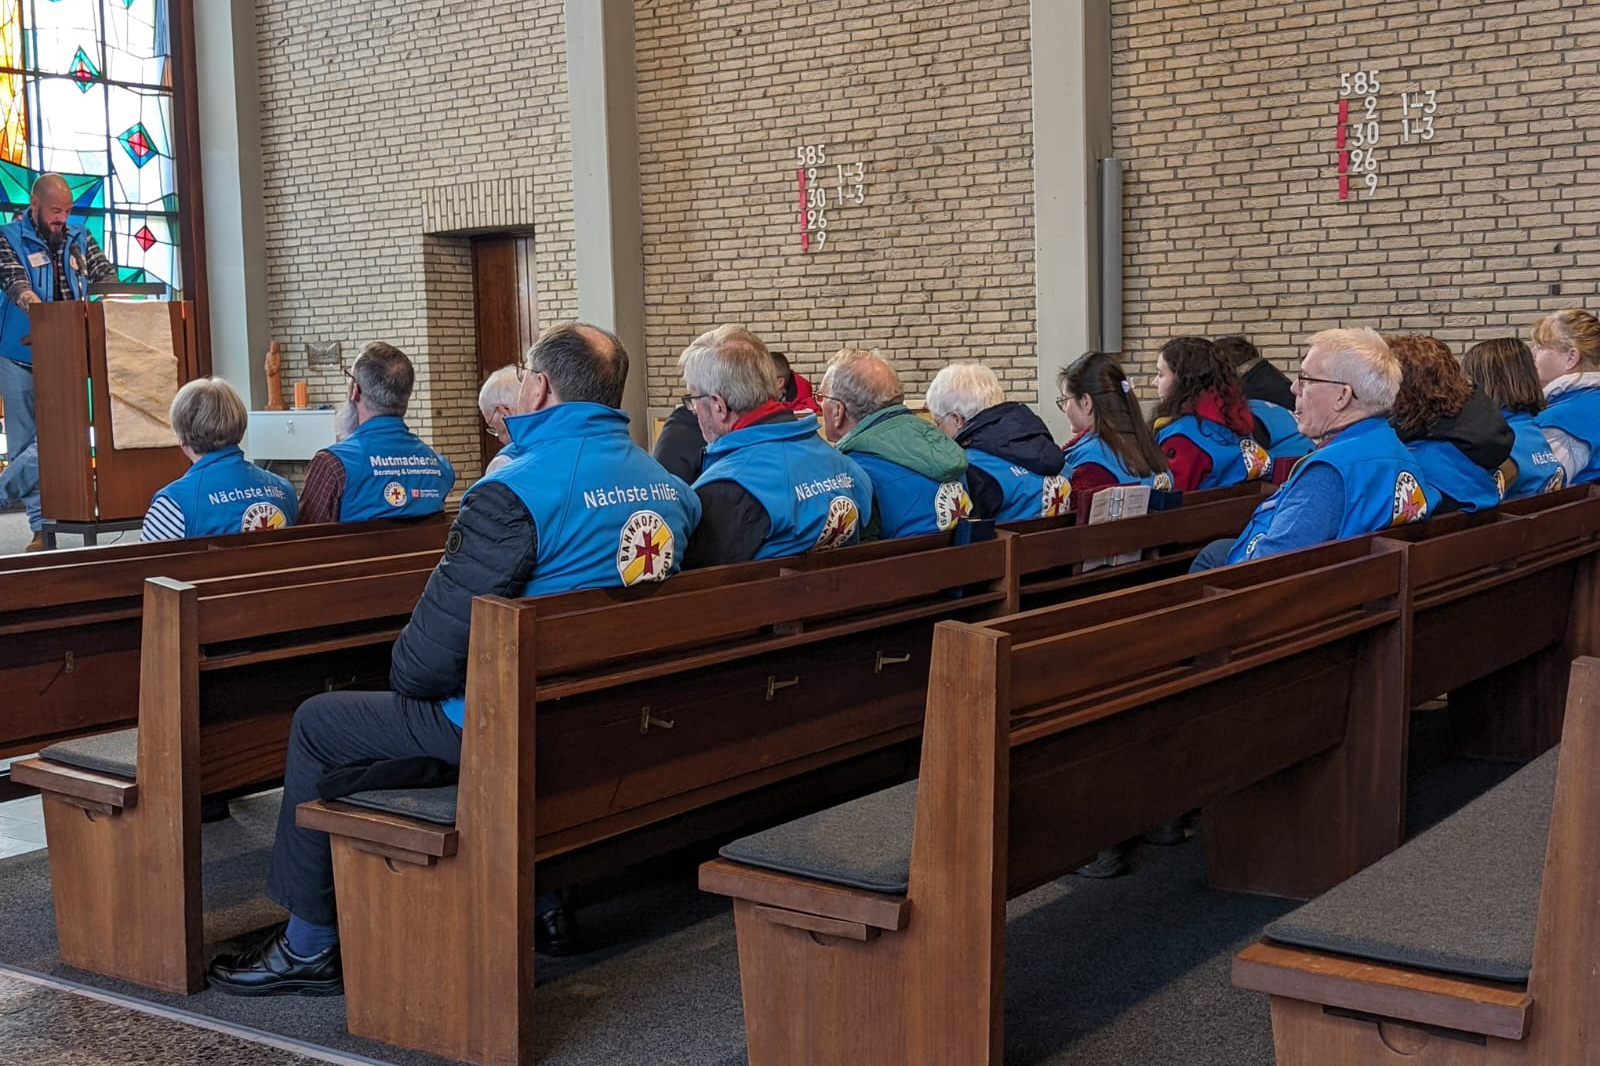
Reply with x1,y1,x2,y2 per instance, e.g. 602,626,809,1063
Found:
535,902,583,957
207,924,342,997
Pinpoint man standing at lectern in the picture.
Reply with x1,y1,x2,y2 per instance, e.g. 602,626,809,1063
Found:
0,173,116,551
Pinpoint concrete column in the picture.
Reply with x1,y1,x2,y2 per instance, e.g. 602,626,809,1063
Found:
565,0,648,442
1030,2,1113,439
193,0,269,404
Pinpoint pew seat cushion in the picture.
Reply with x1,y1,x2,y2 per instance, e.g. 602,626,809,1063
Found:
1265,748,1556,984
40,729,138,780
340,786,458,826
717,779,917,894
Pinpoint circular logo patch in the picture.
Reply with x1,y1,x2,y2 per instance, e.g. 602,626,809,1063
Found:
1240,439,1273,481
617,510,675,585
1390,471,1429,525
1040,475,1070,517
383,481,407,508
933,481,973,531
814,495,860,550
1492,467,1508,501
1152,471,1174,491
1542,469,1567,494
239,502,287,532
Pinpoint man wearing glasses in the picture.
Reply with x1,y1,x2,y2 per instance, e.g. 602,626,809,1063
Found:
298,341,456,523
1197,327,1432,568
677,325,872,566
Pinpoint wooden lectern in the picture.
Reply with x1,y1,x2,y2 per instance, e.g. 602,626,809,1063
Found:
30,300,200,534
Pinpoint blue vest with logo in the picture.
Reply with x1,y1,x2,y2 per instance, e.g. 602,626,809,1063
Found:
440,402,700,725
1536,385,1600,484
324,415,456,520
1249,399,1314,459
964,447,1069,521
1502,410,1566,497
0,216,94,366
1155,413,1273,489
1061,432,1173,490
1226,416,1434,564
149,445,297,536
847,451,971,539
696,415,874,557
1406,438,1503,513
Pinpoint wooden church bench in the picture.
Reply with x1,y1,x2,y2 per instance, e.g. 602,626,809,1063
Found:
1231,654,1600,1066
698,549,1410,1066
8,551,439,993
0,515,449,763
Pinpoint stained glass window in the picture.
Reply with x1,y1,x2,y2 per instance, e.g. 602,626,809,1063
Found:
0,0,180,295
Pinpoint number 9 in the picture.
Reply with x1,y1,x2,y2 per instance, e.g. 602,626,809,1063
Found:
1365,173,1378,194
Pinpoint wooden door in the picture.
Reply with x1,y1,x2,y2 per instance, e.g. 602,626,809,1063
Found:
472,236,539,475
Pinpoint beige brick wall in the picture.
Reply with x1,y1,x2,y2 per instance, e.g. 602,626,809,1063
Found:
254,0,575,481
634,1,1037,410
1111,0,1600,394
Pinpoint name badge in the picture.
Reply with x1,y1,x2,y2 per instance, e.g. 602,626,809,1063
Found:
26,252,48,268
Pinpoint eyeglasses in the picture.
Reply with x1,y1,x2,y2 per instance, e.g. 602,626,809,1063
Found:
681,392,711,409
342,366,354,384
1054,395,1073,412
1296,373,1357,399
814,393,842,407
514,361,537,383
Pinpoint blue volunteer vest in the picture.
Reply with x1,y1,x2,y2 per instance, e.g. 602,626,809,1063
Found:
0,216,94,366
1406,438,1503,513
1535,385,1600,484
1061,432,1173,490
964,448,1069,521
440,402,700,725
696,415,873,557
324,415,456,520
149,445,297,536
1226,416,1434,564
1502,410,1566,497
1249,399,1314,459
846,451,971,539
1155,413,1273,488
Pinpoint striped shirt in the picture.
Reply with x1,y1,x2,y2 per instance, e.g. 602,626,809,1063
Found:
139,495,186,541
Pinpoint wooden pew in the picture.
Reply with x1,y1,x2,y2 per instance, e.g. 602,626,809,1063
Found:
0,515,448,762
297,534,1022,1066
1231,655,1600,1065
699,549,1410,1066
9,553,439,993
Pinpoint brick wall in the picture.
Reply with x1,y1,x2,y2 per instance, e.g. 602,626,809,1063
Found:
634,1,1037,410
1111,0,1600,392
254,0,575,481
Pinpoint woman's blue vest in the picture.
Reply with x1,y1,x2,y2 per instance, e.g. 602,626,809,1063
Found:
1406,438,1502,513
1155,412,1273,488
1536,385,1600,484
1501,410,1566,497
149,445,297,536
964,448,1069,521
1061,432,1173,490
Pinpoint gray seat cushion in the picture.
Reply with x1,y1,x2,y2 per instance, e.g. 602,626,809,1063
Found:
40,729,138,780
718,779,917,894
1266,746,1557,984
340,786,458,826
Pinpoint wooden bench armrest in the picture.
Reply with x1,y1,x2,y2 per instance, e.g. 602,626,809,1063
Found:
1231,940,1532,1041
296,800,459,861
9,756,137,812
698,858,909,932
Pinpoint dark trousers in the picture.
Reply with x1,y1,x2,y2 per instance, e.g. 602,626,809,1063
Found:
1187,537,1235,573
265,690,462,926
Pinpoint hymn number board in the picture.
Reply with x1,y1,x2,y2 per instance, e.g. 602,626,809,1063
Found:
1336,71,1439,200
795,143,867,252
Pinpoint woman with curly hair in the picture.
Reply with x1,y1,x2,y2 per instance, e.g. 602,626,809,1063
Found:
1461,338,1566,497
1057,351,1172,510
1149,335,1272,491
1530,309,1600,484
1386,334,1513,512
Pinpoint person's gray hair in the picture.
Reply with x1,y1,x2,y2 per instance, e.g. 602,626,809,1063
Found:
169,376,248,454
677,325,780,415
925,362,1004,422
352,341,414,416
477,364,520,420
824,348,902,422
1307,327,1401,413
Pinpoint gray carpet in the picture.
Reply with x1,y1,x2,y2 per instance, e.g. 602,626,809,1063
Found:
0,753,1525,1066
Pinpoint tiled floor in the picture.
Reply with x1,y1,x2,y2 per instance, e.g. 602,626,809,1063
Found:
0,767,44,859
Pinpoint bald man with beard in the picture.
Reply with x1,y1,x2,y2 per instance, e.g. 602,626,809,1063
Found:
0,173,117,550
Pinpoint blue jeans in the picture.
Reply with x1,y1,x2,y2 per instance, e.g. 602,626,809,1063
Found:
0,356,40,530
1187,537,1235,573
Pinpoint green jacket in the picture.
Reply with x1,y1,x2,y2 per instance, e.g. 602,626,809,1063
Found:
836,404,968,538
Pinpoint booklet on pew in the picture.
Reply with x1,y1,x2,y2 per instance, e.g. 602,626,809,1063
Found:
1081,484,1151,571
